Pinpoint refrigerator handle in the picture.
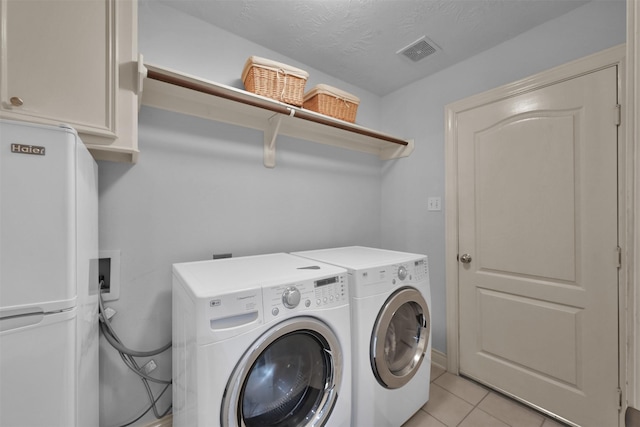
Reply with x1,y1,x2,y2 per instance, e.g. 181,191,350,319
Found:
0,308,76,333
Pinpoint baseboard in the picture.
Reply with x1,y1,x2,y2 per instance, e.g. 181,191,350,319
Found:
432,349,447,370
141,414,172,427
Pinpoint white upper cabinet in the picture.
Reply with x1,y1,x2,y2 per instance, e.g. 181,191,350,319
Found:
0,0,139,163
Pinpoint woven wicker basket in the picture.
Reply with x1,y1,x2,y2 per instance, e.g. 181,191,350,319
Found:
241,56,309,106
303,84,360,123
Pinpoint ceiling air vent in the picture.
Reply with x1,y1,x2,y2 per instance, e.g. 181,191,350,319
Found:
397,36,438,62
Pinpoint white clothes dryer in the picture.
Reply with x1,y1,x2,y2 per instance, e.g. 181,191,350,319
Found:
172,253,351,427
292,246,431,427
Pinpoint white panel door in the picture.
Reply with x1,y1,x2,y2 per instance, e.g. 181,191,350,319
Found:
457,65,619,427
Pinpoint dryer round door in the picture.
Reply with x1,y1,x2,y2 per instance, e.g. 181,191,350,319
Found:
222,317,343,427
370,286,430,389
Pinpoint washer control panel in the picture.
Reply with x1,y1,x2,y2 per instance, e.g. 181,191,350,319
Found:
392,257,429,284
412,258,429,282
313,275,347,308
263,274,347,318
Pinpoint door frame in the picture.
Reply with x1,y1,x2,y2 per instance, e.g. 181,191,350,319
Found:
444,44,631,425
626,0,639,411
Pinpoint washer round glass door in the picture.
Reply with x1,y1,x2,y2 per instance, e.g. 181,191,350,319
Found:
222,317,342,427
371,287,430,389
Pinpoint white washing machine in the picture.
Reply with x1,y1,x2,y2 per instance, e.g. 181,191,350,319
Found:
292,246,431,426
172,253,351,427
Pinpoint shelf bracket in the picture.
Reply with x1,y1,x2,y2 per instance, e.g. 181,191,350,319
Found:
137,54,147,110
264,113,283,168
264,109,295,168
380,138,415,160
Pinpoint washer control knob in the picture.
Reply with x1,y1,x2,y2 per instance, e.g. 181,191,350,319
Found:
282,286,301,309
398,266,408,281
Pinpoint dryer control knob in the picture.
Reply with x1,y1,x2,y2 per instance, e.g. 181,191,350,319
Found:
398,266,408,281
282,286,301,309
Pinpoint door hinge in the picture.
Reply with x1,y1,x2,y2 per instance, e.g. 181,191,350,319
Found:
615,104,621,126
616,246,622,269
618,387,623,411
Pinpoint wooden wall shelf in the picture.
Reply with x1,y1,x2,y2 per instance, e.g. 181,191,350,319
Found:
141,64,414,167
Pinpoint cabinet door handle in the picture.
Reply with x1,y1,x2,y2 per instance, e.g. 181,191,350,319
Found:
9,97,24,107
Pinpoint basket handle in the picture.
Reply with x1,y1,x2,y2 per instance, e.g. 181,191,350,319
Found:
277,68,287,101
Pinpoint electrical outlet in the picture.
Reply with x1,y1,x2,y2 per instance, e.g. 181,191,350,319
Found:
99,250,121,301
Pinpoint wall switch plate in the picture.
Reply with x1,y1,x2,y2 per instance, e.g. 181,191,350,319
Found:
99,250,121,301
428,197,442,211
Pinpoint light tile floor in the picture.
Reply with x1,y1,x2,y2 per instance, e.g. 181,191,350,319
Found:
402,364,569,427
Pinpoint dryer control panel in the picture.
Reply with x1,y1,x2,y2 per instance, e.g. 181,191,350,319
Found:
263,274,348,318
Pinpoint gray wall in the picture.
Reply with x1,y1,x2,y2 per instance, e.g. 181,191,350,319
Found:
98,1,625,425
99,3,384,426
378,0,626,362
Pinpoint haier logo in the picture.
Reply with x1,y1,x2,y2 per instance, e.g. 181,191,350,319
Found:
11,144,46,156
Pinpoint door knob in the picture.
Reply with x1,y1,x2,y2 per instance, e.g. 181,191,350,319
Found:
459,254,472,264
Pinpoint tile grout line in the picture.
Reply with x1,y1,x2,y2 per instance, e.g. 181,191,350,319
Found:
454,388,499,427
424,372,451,427
458,376,559,427
424,380,484,427
427,368,550,427
442,377,556,427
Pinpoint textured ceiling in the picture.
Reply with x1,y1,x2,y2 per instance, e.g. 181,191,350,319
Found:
160,0,593,96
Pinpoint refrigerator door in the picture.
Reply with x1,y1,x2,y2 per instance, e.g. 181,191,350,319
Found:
0,120,77,313
0,308,77,427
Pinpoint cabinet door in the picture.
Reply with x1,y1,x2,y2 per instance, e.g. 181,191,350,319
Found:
0,0,139,163
1,0,114,135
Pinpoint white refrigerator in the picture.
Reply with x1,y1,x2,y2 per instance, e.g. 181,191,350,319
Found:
0,119,99,427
